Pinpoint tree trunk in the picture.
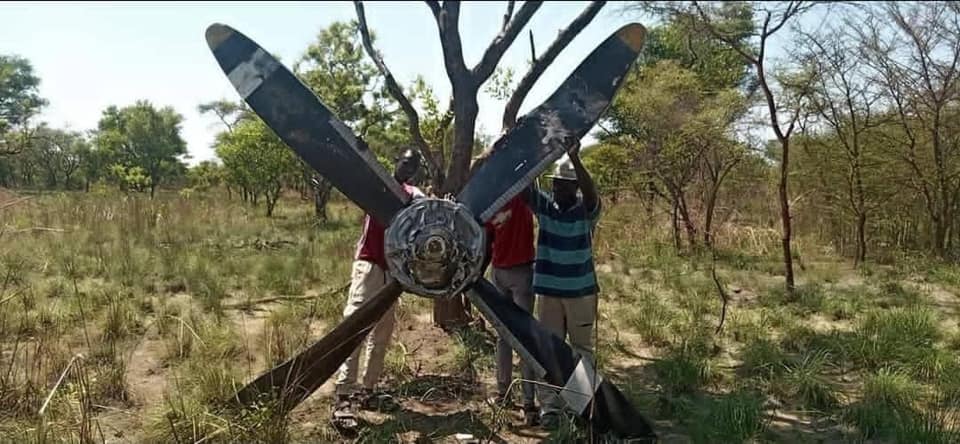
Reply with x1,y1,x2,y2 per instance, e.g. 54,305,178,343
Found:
947,222,953,254
313,175,333,223
433,93,480,329
266,185,280,217
442,93,479,195
266,199,276,217
856,212,867,266
672,199,681,252
779,138,795,292
933,218,947,257
150,183,156,199
677,194,697,249
703,183,720,248
354,0,605,331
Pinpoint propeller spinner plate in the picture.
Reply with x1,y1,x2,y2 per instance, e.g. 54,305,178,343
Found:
384,198,485,298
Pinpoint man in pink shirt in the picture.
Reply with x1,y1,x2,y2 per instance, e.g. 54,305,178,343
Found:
333,148,424,426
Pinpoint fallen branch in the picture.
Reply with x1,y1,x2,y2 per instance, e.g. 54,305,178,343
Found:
224,282,350,309
710,247,730,334
39,353,85,416
0,290,20,306
0,196,32,211
11,226,67,234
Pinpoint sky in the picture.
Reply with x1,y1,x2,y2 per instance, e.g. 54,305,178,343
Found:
1,1,653,165
0,1,819,166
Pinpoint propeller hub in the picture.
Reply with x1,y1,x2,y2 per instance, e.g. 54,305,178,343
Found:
384,198,485,298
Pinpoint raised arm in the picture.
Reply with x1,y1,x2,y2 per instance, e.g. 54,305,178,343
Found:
521,182,539,210
567,141,598,213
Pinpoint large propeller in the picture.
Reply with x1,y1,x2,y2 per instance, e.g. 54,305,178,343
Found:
205,22,655,440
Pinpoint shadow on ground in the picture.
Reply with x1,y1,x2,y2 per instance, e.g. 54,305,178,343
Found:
604,360,850,443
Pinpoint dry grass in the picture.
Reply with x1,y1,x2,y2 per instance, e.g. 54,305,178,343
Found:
2,190,960,442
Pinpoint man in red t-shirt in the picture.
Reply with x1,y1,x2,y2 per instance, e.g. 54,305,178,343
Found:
485,194,538,425
334,148,424,425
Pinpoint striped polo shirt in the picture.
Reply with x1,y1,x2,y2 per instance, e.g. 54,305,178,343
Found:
525,188,601,298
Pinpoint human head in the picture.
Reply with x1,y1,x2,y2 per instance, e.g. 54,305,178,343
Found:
394,148,421,183
547,159,579,208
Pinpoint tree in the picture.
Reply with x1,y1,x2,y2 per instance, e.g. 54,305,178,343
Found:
198,99,253,200
797,22,889,265
648,1,818,293
581,143,636,203
294,20,397,222
609,2,756,251
31,126,87,189
624,2,754,92
108,164,151,192
695,91,751,247
603,60,751,250
353,0,608,328
0,55,47,155
188,160,225,191
855,2,960,257
76,137,106,192
605,61,709,249
94,100,188,197
216,119,300,217
197,99,248,132
354,1,606,192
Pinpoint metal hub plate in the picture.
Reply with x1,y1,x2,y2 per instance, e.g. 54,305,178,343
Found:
384,198,485,298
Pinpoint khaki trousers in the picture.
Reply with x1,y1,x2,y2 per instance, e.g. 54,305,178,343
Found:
492,263,537,405
536,293,598,416
334,260,397,396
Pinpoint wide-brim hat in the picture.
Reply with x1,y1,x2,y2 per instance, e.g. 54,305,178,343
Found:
545,156,577,181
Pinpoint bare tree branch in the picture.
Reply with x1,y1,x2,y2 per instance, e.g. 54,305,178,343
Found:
528,29,536,62
502,1,606,131
424,0,440,17
473,1,543,82
692,1,759,65
501,0,516,32
354,1,440,175
432,1,469,86
764,1,809,38
435,97,455,172
710,247,729,334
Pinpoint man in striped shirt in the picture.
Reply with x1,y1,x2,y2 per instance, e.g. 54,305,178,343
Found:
523,139,601,428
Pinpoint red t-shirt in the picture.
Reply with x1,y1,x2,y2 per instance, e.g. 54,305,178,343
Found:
355,183,423,269
485,196,535,268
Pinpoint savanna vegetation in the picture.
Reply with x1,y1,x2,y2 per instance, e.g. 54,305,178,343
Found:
2,1,960,443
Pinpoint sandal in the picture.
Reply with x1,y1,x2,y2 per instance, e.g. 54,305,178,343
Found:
331,398,359,431
359,390,400,412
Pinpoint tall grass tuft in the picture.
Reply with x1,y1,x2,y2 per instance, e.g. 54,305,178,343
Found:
844,368,923,439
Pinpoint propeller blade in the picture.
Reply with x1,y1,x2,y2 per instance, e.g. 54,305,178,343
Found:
468,278,657,440
205,23,407,226
233,280,403,412
457,23,645,224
